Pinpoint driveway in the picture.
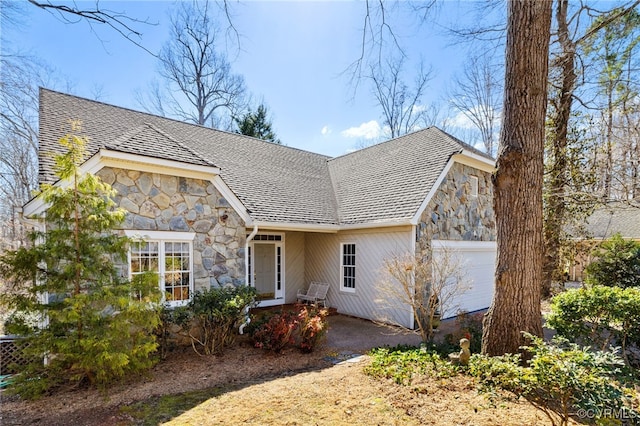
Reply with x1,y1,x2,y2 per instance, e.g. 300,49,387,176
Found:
324,314,461,352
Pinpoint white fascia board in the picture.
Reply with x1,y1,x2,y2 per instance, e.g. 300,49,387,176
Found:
22,197,47,218
24,149,254,226
410,158,455,225
453,151,496,173
339,219,413,230
431,239,497,251
253,221,339,233
210,175,253,226
253,219,415,233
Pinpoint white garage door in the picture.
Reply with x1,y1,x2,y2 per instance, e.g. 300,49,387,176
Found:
431,240,497,319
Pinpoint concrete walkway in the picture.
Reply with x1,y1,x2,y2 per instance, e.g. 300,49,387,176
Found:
323,314,460,353
323,312,556,357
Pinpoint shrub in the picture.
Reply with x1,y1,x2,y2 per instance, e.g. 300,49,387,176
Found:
365,345,459,385
250,304,330,353
175,286,257,356
251,310,298,353
547,285,640,366
469,334,637,426
155,302,192,359
297,304,329,353
585,233,640,288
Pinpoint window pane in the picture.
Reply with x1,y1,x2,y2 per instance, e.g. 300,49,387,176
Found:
129,238,192,304
164,242,191,302
342,244,356,290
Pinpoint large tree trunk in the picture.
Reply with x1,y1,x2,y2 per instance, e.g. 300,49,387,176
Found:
542,0,576,298
482,0,552,356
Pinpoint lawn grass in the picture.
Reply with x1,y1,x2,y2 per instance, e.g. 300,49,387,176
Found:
119,385,231,425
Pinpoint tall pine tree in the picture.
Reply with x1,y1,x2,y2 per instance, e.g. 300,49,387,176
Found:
235,104,280,144
0,122,161,398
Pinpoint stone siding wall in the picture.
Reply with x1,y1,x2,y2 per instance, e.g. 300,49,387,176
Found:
416,163,495,260
96,167,246,292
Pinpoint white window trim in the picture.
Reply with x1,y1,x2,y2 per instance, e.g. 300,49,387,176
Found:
124,230,196,241
469,175,479,197
340,242,356,293
125,230,195,307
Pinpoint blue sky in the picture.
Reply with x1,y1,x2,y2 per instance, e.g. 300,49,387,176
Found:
5,1,479,157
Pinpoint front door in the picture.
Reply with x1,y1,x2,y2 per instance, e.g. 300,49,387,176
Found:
254,243,276,299
249,234,284,303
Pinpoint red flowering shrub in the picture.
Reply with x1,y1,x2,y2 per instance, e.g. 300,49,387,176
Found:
251,311,298,353
251,304,329,353
297,304,329,353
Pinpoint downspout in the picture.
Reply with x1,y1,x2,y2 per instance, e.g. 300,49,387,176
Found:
239,224,258,335
409,224,417,331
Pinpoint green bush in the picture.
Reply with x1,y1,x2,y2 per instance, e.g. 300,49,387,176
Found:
547,285,640,366
585,233,640,288
175,286,257,356
469,334,637,426
155,302,192,359
365,345,459,385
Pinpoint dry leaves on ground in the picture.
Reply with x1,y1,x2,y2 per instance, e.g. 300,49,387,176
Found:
1,335,567,425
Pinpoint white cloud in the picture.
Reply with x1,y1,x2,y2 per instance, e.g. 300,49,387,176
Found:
341,120,383,140
321,125,331,136
449,106,501,130
450,111,477,129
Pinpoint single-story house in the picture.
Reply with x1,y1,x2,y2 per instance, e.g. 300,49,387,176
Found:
565,204,640,281
23,89,497,329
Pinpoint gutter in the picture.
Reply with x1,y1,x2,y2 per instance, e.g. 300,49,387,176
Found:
239,224,259,335
15,207,44,232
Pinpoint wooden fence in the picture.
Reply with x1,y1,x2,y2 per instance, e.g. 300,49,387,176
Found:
0,335,33,375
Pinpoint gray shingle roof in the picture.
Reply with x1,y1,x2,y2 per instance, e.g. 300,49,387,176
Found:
106,123,216,167
39,89,490,226
328,128,478,224
579,205,640,240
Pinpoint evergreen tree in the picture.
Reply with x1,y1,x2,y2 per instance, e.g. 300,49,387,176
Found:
0,122,161,398
585,233,640,289
234,104,280,144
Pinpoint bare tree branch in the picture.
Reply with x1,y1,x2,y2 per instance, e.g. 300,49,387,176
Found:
26,0,158,56
367,55,433,139
138,0,248,129
448,52,502,156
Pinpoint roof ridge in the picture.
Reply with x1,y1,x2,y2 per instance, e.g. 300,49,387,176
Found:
327,127,444,163
106,125,147,149
143,122,217,168
40,88,333,161
430,127,495,161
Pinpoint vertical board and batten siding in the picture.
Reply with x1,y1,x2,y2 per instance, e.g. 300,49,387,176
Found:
305,226,414,328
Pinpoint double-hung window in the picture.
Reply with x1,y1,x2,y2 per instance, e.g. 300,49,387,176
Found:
341,243,356,292
126,231,195,307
